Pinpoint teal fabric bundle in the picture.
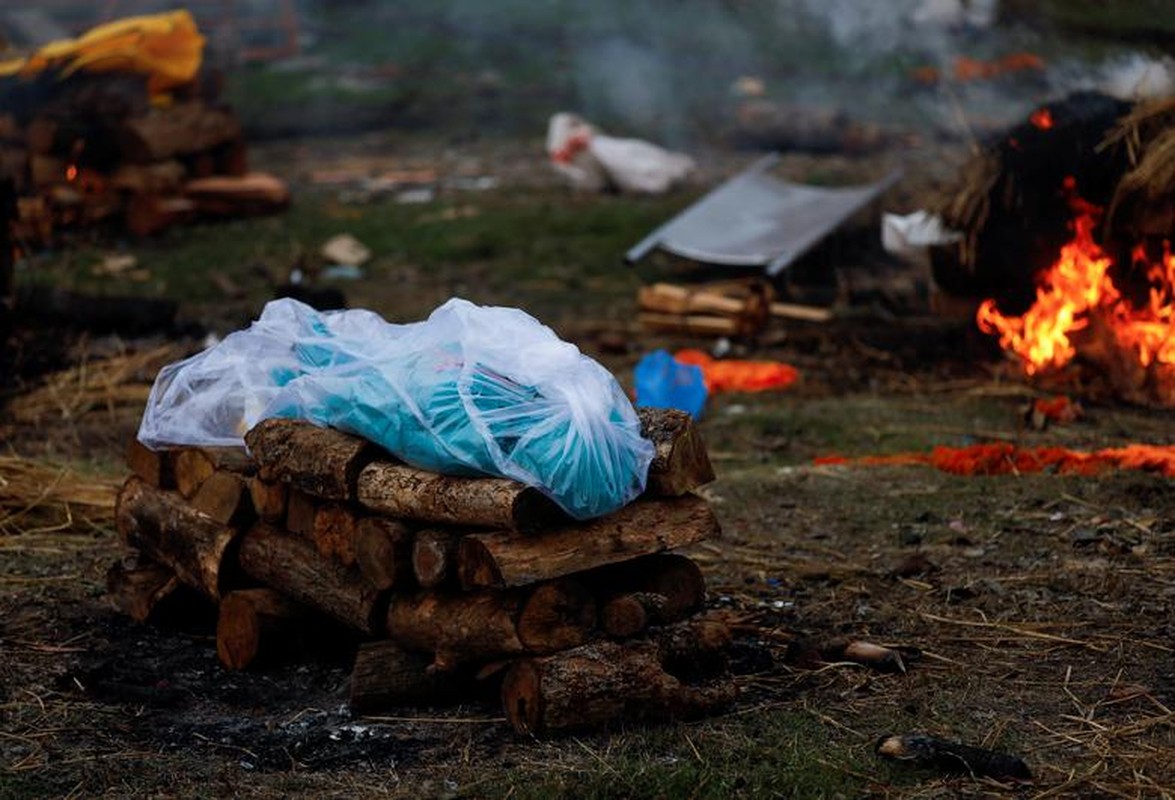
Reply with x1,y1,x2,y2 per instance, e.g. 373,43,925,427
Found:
138,298,653,520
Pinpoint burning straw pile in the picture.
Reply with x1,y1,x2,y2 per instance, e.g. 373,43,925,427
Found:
110,411,736,734
935,91,1175,407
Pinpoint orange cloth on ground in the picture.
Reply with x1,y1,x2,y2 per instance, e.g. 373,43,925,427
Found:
674,349,799,393
815,443,1175,478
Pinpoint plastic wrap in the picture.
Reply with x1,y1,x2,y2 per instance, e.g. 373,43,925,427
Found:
138,298,654,519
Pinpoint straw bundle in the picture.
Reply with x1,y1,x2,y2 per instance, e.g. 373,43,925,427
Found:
0,455,120,533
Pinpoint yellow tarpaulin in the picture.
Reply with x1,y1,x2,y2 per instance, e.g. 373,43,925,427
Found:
0,10,204,95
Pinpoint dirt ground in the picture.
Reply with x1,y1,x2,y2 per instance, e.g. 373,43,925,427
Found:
3,135,1175,799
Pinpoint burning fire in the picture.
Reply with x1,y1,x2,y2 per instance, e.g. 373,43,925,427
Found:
65,164,78,181
976,191,1175,386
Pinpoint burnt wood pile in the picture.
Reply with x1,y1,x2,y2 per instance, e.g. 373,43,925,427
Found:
110,409,736,734
0,71,288,246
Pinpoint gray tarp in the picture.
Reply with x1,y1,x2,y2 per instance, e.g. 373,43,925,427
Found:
626,153,900,276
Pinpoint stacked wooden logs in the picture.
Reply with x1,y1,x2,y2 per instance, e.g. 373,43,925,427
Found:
111,408,735,734
0,72,288,245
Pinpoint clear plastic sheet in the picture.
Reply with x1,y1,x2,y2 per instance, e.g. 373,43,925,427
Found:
139,298,654,519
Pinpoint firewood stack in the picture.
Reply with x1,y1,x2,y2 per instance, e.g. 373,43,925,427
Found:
0,73,288,246
111,408,736,735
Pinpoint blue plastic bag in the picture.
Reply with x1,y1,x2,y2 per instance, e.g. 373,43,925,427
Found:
138,298,654,520
633,349,708,418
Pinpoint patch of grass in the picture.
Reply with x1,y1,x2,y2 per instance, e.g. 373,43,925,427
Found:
493,712,916,799
21,187,695,330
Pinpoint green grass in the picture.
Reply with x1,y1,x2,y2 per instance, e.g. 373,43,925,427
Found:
22,186,696,330
490,712,920,799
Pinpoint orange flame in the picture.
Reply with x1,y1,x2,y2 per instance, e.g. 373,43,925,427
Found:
976,188,1175,378
65,164,78,181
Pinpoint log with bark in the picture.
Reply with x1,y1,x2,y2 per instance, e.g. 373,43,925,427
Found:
190,470,253,526
115,477,244,601
358,461,565,532
248,477,287,523
118,102,241,162
105,557,181,623
237,522,386,636
349,640,477,714
592,554,706,637
457,494,719,590
385,579,597,671
245,418,375,500
309,502,359,566
411,528,459,588
638,407,716,496
386,589,526,672
355,517,413,591
284,489,317,537
500,621,737,735
216,587,336,671
515,578,597,653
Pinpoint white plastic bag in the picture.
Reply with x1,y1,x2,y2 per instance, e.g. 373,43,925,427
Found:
138,298,654,520
546,112,695,194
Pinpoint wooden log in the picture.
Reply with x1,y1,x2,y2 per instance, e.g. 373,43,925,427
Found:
638,407,716,496
653,617,733,681
184,172,290,216
386,590,526,672
349,640,475,714
311,502,360,566
173,446,254,498
285,489,317,537
244,418,375,500
769,301,834,323
357,461,564,532
108,160,186,194
191,471,253,526
516,578,597,653
638,283,747,317
638,312,740,337
411,528,459,588
125,194,196,237
105,558,180,623
593,554,706,637
601,593,662,638
125,439,174,489
237,522,385,636
114,477,242,601
119,102,242,162
248,477,287,522
216,588,315,671
355,517,413,591
500,636,737,735
457,495,720,590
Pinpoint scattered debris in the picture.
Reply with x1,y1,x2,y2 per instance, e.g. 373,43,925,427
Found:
321,233,372,267
546,112,695,194
875,732,1033,783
